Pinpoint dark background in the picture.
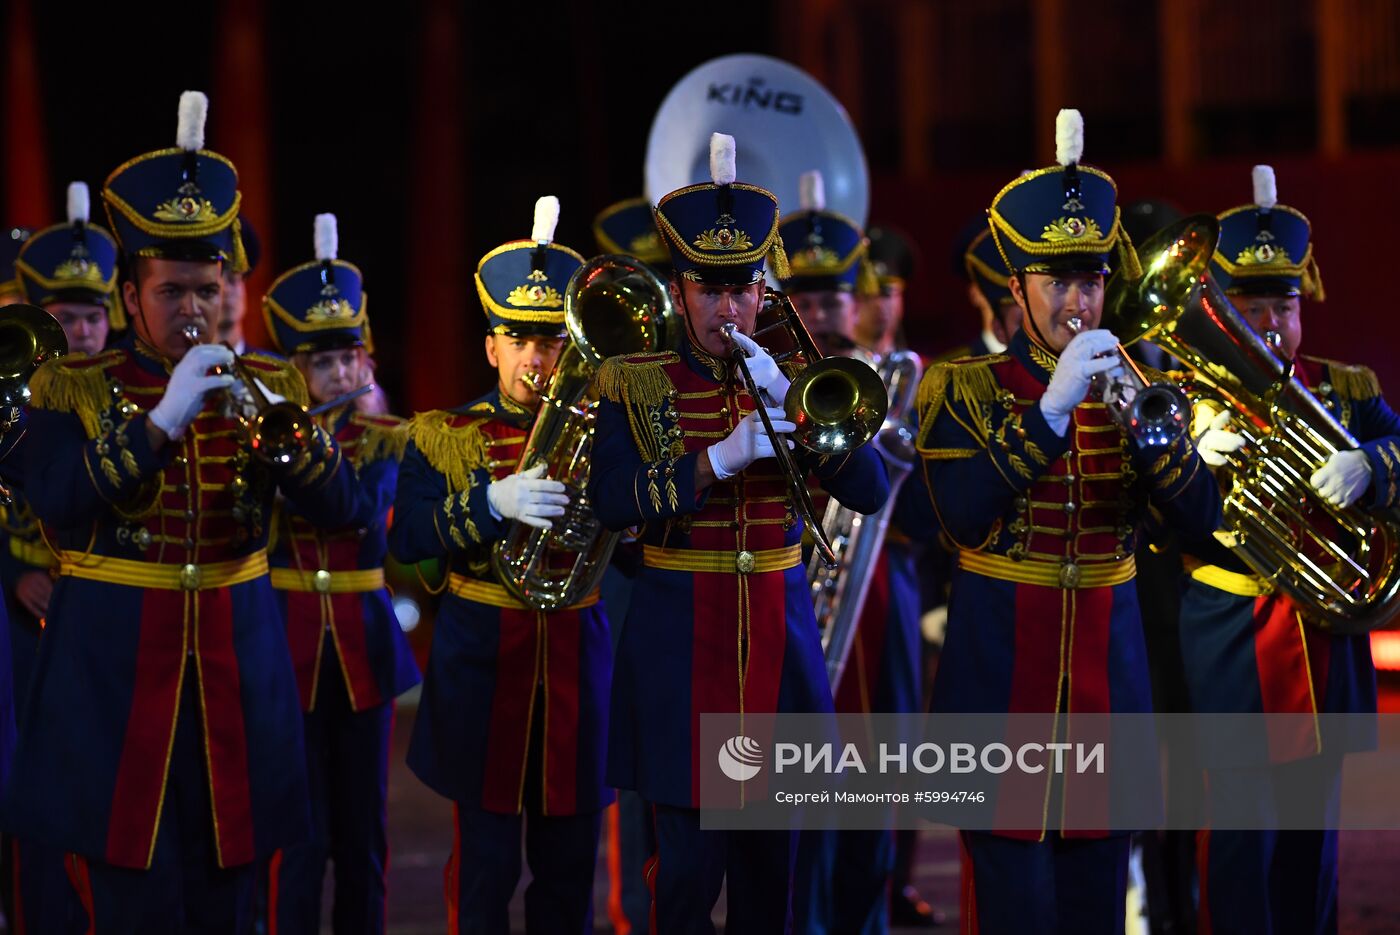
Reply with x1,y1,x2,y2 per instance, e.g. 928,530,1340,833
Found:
5,0,1400,413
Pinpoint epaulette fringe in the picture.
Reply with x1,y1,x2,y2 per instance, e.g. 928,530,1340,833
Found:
407,410,489,492
352,416,409,468
241,353,311,408
29,354,120,438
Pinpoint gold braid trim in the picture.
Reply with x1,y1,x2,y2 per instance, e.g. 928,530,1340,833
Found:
351,415,409,468
915,355,1007,449
29,353,123,439
596,353,678,461
1305,356,1381,400
240,353,310,408
407,410,490,492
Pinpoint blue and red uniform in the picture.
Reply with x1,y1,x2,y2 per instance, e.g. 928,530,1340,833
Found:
917,329,1221,932
390,388,612,934
0,339,358,931
588,342,889,931
266,408,420,935
1180,354,1395,935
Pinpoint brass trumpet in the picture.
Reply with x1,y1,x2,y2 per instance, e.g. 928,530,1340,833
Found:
0,303,68,432
182,323,311,465
721,290,887,568
1064,315,1188,449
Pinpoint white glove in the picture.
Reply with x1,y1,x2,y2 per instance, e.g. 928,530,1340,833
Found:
1310,449,1373,509
487,463,570,530
707,408,795,480
1195,410,1247,467
727,329,792,406
1039,329,1123,436
148,344,236,440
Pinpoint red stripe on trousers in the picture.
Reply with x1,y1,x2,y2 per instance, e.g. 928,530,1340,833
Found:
1196,828,1213,935
64,854,95,935
1063,586,1112,835
1252,594,1321,761
196,587,256,866
481,608,537,813
329,591,384,711
605,802,630,935
446,805,461,935
267,849,283,935
284,592,324,711
543,610,581,816
104,587,187,868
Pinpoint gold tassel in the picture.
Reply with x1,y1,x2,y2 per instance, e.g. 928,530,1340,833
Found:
241,353,311,407
949,358,1002,409
1115,220,1142,281
407,410,490,492
1327,361,1381,400
594,353,676,407
1304,255,1326,302
29,355,118,439
352,416,409,468
914,364,953,449
769,234,791,281
230,217,250,275
107,290,129,331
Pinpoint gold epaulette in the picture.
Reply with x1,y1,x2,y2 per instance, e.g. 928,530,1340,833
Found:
915,354,1008,426
350,413,408,468
406,409,489,492
1302,355,1382,400
240,353,311,408
29,350,125,439
595,351,679,407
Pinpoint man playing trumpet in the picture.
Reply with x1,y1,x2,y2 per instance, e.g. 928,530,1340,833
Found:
588,133,889,932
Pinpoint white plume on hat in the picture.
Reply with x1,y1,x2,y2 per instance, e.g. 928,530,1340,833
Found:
532,196,560,245
1055,108,1084,167
710,133,737,187
314,214,338,262
1252,165,1278,210
67,181,90,226
798,170,826,211
176,91,208,152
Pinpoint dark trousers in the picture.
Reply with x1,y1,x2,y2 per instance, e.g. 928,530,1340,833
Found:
961,830,1130,934
793,828,895,934
1198,756,1343,935
650,805,798,935
605,790,655,935
66,681,256,934
268,651,394,935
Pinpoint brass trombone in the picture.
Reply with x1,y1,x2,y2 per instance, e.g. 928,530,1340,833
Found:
721,289,887,568
182,323,311,465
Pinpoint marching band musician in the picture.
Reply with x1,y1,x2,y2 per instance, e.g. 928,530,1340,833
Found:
3,181,127,934
0,91,361,931
261,214,420,934
1180,166,1396,935
390,196,612,934
855,225,913,358
216,215,259,354
588,133,890,932
963,225,1024,351
778,173,918,934
914,110,1221,932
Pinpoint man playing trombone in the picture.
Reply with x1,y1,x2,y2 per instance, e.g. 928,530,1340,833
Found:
588,133,889,932
390,197,613,934
914,110,1221,932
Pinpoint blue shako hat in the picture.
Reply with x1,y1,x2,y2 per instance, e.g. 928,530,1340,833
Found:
594,196,668,269
965,227,1014,310
653,133,789,286
476,196,584,337
867,224,914,295
264,214,372,355
777,169,875,296
1210,165,1323,300
0,227,30,303
987,109,1139,278
101,91,247,271
15,182,126,329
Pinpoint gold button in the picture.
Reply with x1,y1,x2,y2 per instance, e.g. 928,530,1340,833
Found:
179,563,202,590
735,550,756,574
313,569,332,593
1059,561,1081,588
1063,501,1076,514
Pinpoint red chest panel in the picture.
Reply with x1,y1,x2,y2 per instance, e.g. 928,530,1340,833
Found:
662,360,795,552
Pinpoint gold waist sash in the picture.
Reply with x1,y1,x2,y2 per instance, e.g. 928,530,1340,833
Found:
446,574,600,610
57,550,269,591
269,567,386,594
642,543,803,575
958,550,1137,589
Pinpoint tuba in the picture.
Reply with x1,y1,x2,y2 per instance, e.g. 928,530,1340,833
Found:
0,303,68,432
491,255,675,610
720,290,888,568
809,346,922,689
1103,215,1400,633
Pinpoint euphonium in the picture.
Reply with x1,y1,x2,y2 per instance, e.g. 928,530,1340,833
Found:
0,303,68,432
720,289,888,568
1102,215,1400,633
182,323,311,465
809,346,922,689
491,255,675,610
